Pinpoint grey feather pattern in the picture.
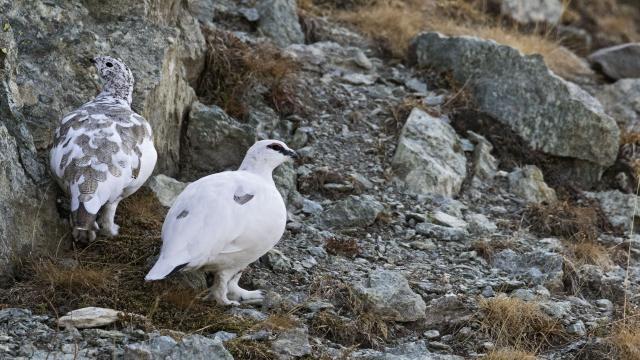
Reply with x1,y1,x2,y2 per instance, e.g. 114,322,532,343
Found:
52,94,154,208
234,193,254,205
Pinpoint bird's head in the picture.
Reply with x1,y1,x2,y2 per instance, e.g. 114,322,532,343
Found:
240,139,298,173
90,55,134,104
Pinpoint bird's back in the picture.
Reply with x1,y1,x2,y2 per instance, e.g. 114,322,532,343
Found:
50,96,156,215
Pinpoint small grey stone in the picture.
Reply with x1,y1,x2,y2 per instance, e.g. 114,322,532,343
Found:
239,7,259,22
595,299,613,312
271,327,312,359
508,165,557,204
500,0,563,24
263,249,292,273
354,270,427,322
257,0,304,47
307,246,327,258
211,331,237,342
230,308,268,321
415,222,467,242
424,330,440,340
302,198,323,215
316,195,383,229
589,43,640,80
392,108,467,196
482,286,495,298
405,78,428,93
147,174,188,207
567,320,586,336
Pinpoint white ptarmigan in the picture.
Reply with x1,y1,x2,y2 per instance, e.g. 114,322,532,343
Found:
145,140,298,305
50,56,157,245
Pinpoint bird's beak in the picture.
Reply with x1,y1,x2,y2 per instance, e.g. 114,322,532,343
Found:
288,150,299,160
89,57,96,65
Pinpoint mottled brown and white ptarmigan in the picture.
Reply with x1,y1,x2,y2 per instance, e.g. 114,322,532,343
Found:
50,56,157,246
145,140,298,306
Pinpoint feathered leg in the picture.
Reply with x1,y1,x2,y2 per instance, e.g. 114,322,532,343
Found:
203,269,240,306
98,199,121,236
227,271,265,303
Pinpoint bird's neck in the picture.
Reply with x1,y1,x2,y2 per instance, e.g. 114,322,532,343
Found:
98,81,133,105
238,156,275,180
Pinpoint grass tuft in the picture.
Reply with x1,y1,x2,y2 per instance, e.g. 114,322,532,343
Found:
610,326,640,360
325,237,361,258
308,276,388,348
479,296,566,352
197,29,301,119
485,348,537,360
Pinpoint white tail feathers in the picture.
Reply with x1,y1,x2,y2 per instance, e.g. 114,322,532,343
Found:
144,259,188,281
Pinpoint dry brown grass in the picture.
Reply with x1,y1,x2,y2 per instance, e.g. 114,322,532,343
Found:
570,241,613,269
197,29,301,119
306,0,585,78
524,201,607,242
610,326,640,360
0,188,278,358
308,276,389,348
524,201,617,268
485,348,537,360
472,238,515,262
32,259,113,293
479,296,566,352
325,237,361,258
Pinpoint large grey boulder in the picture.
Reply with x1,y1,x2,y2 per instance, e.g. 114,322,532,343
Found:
392,108,467,196
124,334,233,360
589,43,640,80
2,0,205,175
354,270,426,322
596,79,640,133
584,190,640,232
409,33,620,181
500,0,564,24
257,0,304,48
182,102,256,178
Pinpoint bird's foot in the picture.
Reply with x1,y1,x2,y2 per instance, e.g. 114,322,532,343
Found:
99,223,120,237
202,292,241,306
229,289,265,304
72,228,96,248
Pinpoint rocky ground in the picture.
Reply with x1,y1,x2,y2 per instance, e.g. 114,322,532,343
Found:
2,0,640,359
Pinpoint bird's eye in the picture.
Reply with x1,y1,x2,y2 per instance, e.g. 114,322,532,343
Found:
106,62,113,67
268,143,284,152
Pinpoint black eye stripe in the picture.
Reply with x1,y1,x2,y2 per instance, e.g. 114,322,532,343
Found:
106,62,113,67
267,143,289,155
